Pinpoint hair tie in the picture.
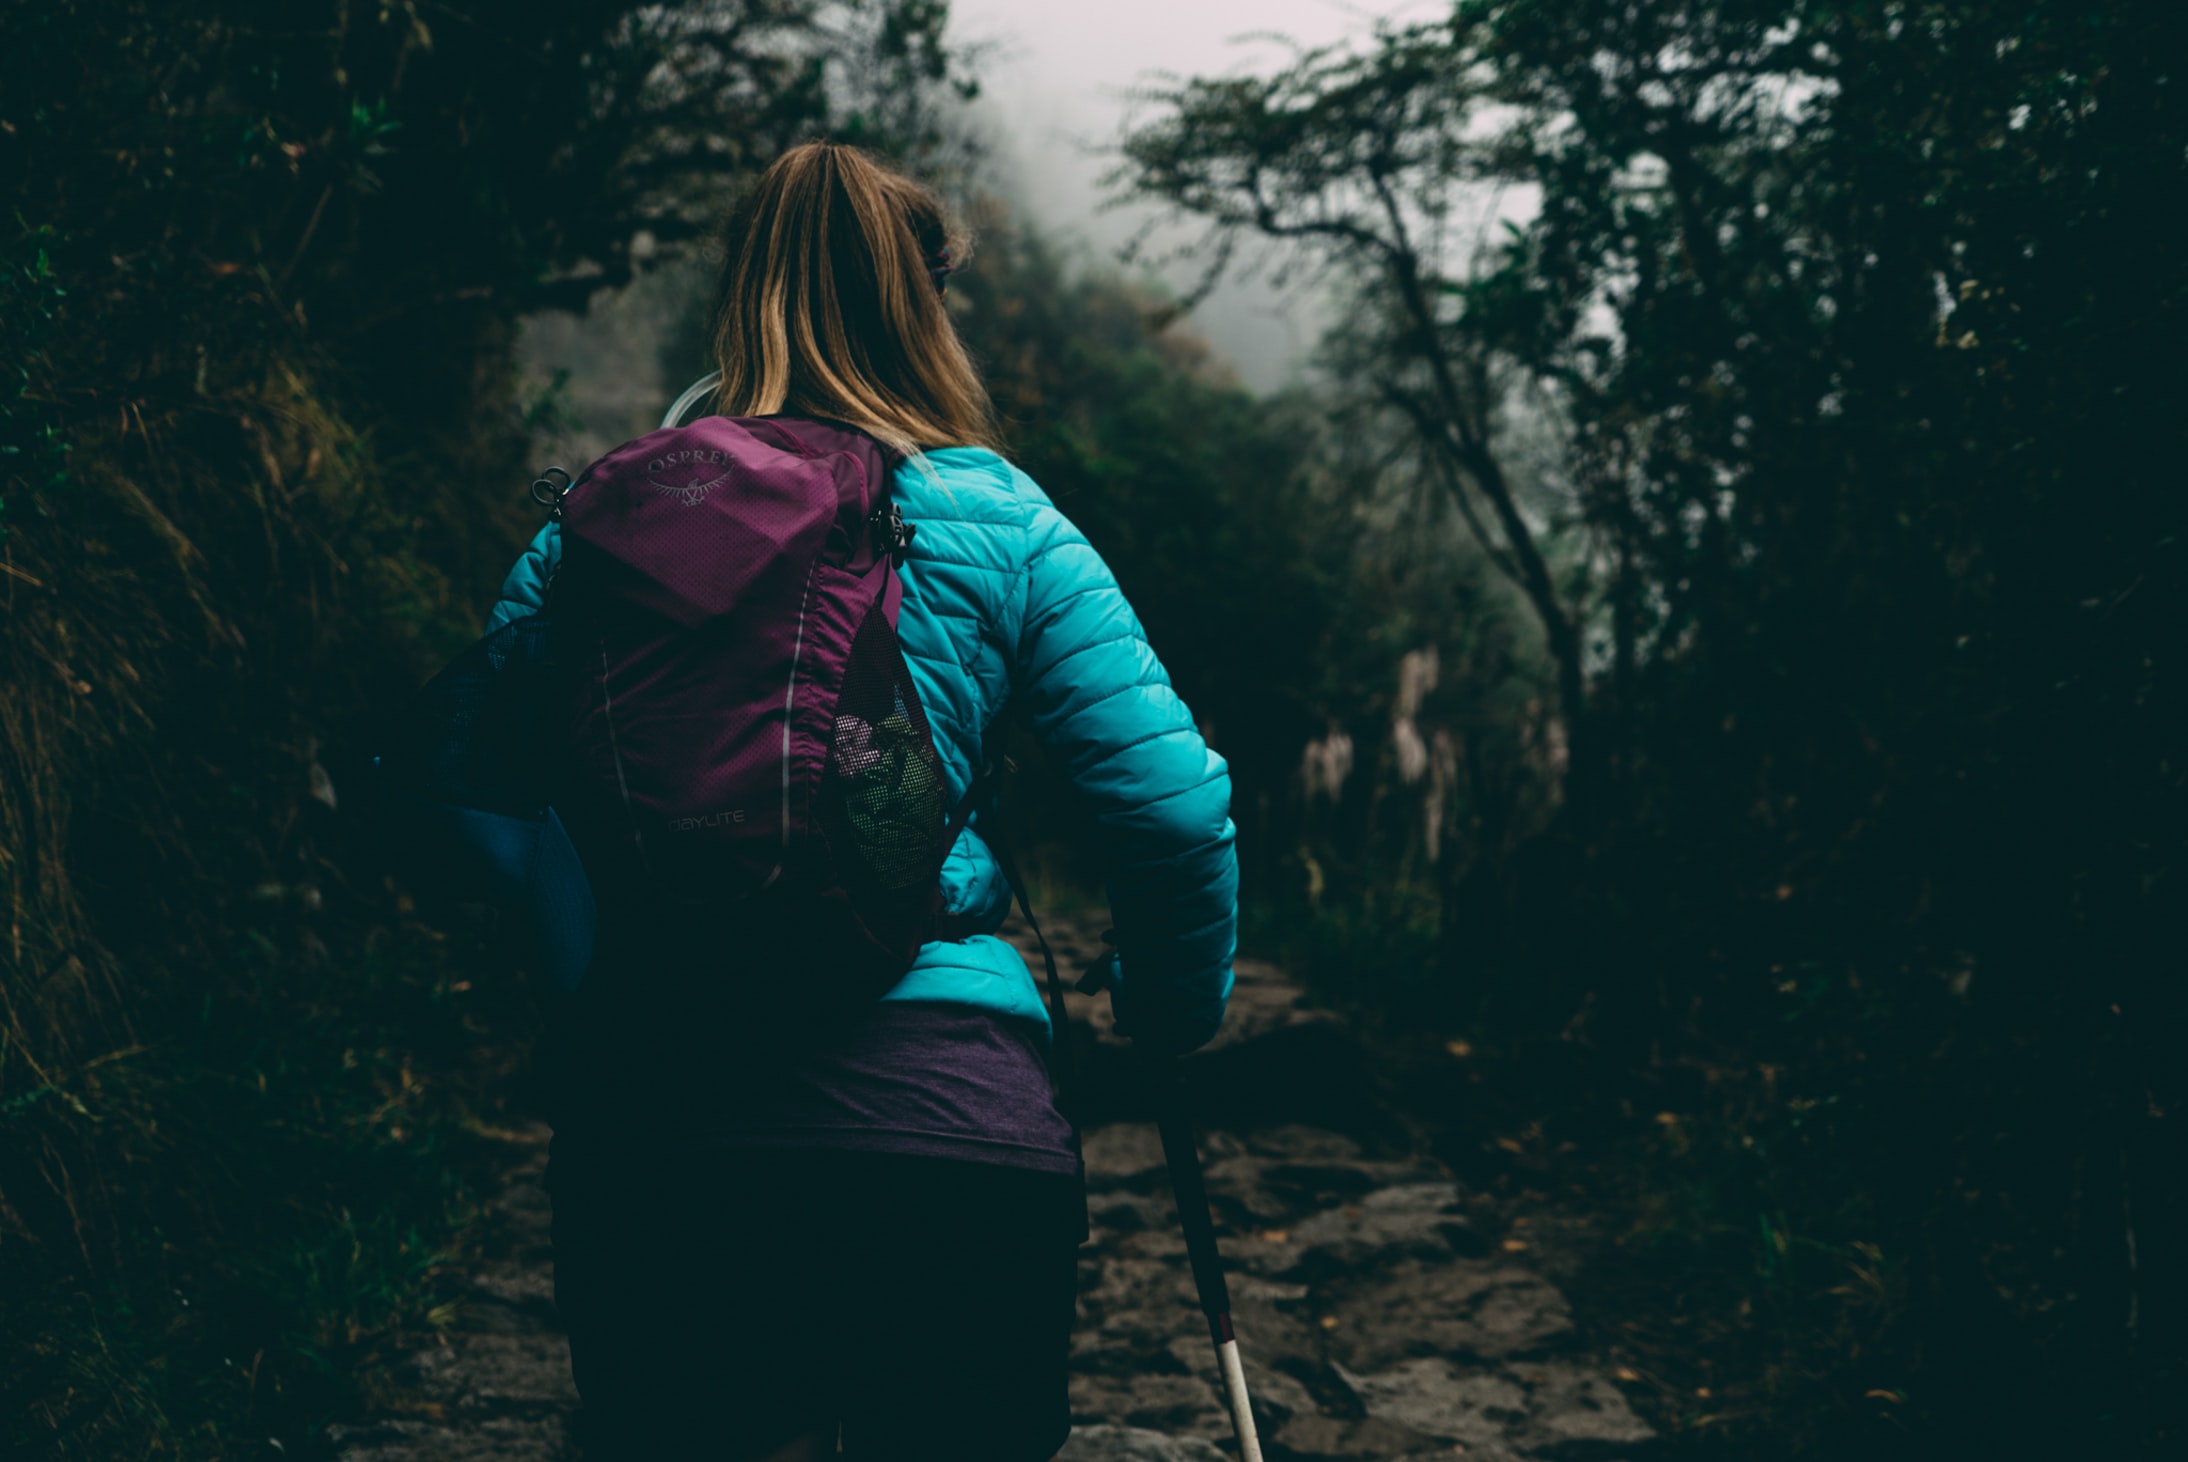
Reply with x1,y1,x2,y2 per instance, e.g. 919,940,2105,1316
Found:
926,246,956,296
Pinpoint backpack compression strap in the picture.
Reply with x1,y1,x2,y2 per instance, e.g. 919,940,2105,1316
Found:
994,835,1079,1100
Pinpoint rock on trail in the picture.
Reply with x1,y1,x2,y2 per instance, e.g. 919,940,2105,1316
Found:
330,919,1652,1460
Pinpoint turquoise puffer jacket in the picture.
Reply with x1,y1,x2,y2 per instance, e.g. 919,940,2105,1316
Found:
487,444,1238,1051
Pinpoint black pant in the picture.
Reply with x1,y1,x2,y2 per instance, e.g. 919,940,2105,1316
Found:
549,1140,1083,1461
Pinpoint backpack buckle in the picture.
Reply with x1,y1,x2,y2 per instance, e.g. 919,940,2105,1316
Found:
530,466,573,521
870,503,916,566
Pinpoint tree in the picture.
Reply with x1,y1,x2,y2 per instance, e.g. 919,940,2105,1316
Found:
1121,1,2188,1451
1119,28,1590,766
0,4,964,1453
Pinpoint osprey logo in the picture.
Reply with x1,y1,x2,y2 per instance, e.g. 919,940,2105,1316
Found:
646,447,735,507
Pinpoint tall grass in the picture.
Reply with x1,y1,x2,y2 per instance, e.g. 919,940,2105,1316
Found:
1,219,531,1452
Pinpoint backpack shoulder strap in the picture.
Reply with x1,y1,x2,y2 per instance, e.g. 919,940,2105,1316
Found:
991,831,1076,1088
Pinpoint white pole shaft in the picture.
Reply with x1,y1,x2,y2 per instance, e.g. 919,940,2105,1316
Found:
1215,1337,1265,1462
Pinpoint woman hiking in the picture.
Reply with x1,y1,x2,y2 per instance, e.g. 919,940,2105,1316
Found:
483,142,1238,1461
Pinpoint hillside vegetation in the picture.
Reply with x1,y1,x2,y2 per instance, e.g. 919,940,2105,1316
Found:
0,3,950,1453
4,1,2182,1457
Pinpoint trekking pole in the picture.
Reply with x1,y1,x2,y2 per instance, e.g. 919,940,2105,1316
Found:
1155,1068,1265,1462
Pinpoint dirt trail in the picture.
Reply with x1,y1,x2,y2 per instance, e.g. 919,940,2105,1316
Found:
328,920,1653,1461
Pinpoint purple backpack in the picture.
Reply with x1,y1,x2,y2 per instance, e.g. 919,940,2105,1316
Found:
548,414,958,994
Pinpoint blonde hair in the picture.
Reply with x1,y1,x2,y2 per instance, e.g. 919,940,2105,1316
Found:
709,142,999,455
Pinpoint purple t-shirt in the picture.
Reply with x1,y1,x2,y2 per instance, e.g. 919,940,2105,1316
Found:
709,1001,1080,1176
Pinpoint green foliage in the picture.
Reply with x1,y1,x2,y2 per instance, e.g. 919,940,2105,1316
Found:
1117,21,1591,737
1125,0,2186,1453
1,220,71,528
0,1,961,1454
0,925,512,1457
945,213,1551,905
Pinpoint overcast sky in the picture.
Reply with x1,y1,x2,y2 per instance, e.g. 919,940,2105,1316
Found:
947,0,1442,389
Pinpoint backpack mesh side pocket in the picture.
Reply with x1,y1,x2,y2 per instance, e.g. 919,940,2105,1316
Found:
820,601,948,911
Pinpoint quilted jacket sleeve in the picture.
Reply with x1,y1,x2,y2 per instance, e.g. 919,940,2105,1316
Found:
486,522,560,632
1013,482,1238,1053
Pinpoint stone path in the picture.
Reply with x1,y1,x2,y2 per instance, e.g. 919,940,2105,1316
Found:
329,919,1653,1461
